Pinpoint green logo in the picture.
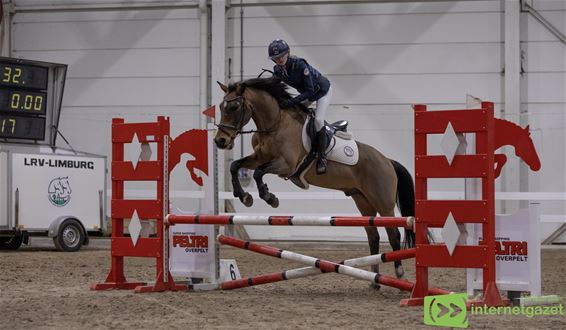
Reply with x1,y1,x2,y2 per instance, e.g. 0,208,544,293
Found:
47,177,72,207
424,293,468,328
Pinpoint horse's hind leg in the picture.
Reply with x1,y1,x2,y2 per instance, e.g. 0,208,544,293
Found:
358,177,405,278
356,194,405,279
385,227,404,279
351,194,381,289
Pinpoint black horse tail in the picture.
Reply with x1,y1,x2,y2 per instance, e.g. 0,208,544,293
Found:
391,159,416,248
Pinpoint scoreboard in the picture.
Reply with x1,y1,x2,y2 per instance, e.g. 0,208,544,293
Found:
0,57,67,145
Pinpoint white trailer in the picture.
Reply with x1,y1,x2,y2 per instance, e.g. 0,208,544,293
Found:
0,143,106,251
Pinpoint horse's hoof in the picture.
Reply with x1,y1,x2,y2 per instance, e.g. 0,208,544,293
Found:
268,196,279,208
395,265,405,279
242,193,253,207
370,283,381,291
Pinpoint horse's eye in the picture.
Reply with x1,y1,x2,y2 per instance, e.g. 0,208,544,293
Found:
227,103,240,112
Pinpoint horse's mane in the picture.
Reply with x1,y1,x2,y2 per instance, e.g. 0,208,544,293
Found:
495,118,530,136
229,77,292,103
228,77,308,123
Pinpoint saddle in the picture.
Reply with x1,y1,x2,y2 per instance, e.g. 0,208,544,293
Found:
287,111,349,189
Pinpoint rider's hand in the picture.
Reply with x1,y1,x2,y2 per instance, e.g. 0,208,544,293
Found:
280,99,295,108
300,105,311,114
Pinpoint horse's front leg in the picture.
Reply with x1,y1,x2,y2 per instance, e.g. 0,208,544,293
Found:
253,162,281,208
230,157,253,207
230,154,269,207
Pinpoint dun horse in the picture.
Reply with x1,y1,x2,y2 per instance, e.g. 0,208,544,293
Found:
214,77,415,281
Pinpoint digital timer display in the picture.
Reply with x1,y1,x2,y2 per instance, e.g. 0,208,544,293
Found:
0,57,66,143
0,63,48,90
0,114,45,140
0,89,47,115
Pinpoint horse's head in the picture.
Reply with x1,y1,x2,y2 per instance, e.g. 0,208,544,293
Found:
516,125,541,171
61,178,72,193
52,180,63,195
214,81,254,149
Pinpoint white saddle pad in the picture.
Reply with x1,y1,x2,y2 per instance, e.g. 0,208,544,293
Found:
301,120,359,166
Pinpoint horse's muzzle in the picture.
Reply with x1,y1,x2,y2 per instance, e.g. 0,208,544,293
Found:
214,137,233,149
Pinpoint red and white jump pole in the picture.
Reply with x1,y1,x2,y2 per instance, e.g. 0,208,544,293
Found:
219,247,416,290
217,235,449,296
167,214,414,229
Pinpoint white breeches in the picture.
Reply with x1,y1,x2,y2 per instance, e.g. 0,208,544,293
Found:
312,86,332,131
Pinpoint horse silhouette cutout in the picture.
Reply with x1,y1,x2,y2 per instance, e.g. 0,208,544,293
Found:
169,129,209,187
493,118,541,178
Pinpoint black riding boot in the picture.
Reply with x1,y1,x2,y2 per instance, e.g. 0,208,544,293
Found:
314,128,328,174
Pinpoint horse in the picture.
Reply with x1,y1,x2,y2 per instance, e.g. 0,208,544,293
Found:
52,177,71,199
214,77,415,281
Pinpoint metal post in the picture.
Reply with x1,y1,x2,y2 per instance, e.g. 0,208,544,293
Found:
503,0,522,213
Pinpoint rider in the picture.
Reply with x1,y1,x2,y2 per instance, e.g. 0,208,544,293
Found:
268,39,332,175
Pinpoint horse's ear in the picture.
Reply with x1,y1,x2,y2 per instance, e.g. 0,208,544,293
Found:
217,81,228,93
525,125,530,131
235,83,246,96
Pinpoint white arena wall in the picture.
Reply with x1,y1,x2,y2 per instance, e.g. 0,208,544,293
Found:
3,0,564,241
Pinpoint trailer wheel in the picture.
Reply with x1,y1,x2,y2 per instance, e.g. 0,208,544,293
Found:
53,219,84,252
0,235,23,250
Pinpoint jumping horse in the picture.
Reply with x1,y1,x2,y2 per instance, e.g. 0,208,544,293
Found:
214,77,415,281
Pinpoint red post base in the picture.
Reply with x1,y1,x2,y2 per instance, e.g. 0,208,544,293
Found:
90,281,187,292
400,282,508,308
469,281,508,307
400,297,425,307
134,283,188,293
90,281,147,291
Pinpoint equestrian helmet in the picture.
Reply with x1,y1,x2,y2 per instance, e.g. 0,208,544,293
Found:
268,39,290,60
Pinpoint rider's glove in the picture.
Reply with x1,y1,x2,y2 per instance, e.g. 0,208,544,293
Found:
280,99,295,108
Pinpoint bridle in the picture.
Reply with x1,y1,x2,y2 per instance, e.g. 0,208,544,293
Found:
215,95,250,139
216,92,282,139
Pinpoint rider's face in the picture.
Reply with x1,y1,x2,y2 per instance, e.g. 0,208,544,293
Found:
274,53,289,66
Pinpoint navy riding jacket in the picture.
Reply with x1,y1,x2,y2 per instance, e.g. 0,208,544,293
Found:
273,56,330,104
